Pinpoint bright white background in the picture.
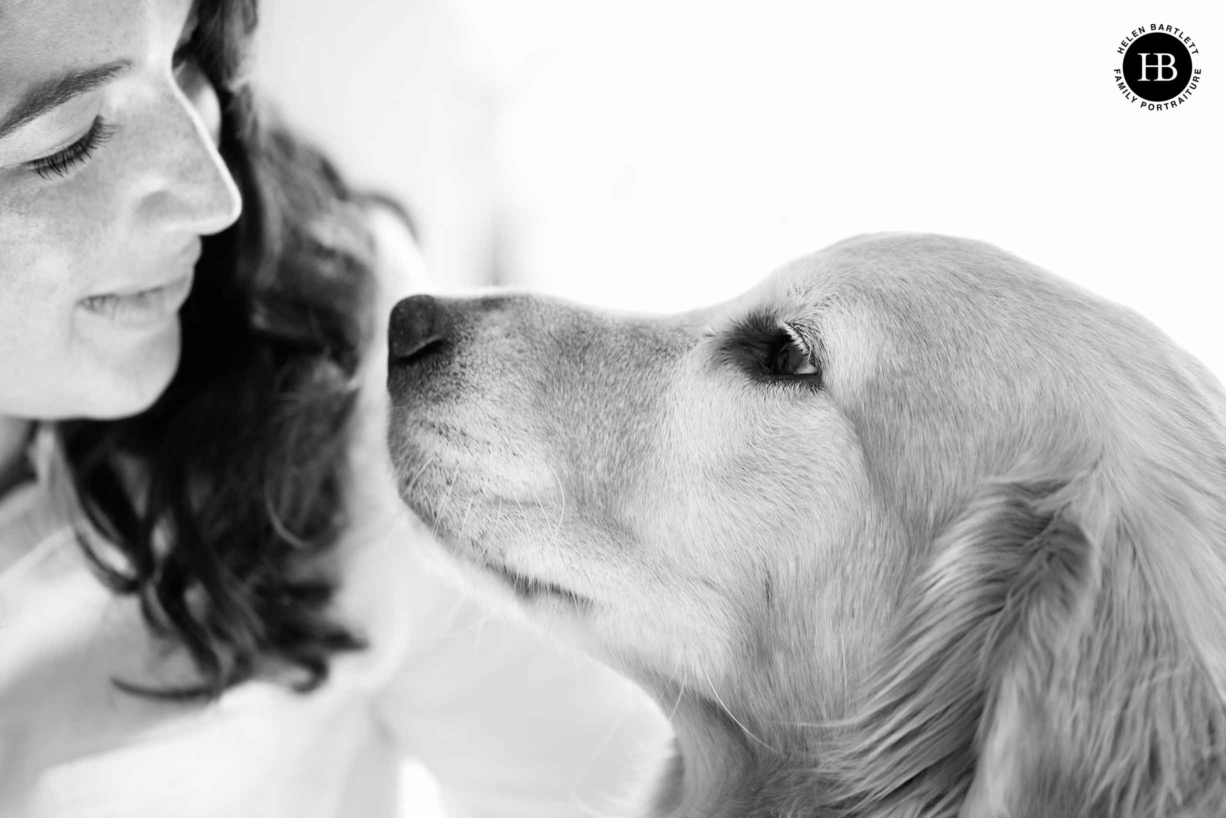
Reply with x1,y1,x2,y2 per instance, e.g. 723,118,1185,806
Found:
256,1,1223,813
260,0,1224,376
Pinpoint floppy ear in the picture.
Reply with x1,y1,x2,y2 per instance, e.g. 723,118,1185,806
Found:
820,476,1100,817
960,478,1226,818
955,480,1100,818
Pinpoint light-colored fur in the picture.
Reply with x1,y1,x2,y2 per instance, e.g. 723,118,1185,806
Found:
386,233,1226,817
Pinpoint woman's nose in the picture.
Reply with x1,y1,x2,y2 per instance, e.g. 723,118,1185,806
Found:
135,65,242,236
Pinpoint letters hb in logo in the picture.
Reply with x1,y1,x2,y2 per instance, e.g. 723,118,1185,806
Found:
1137,53,1178,82
1123,33,1192,100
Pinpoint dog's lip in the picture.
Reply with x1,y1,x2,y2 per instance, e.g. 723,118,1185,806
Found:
482,558,591,607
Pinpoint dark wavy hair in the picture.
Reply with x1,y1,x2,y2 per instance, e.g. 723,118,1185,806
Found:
56,0,380,699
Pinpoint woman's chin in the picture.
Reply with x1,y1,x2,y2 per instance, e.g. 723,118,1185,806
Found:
73,322,184,420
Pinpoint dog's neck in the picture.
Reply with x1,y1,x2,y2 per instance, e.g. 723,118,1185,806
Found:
648,685,834,818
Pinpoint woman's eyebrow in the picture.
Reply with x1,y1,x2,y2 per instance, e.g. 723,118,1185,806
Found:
0,59,133,140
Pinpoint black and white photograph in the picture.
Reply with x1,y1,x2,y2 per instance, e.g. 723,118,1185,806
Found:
1,0,1223,816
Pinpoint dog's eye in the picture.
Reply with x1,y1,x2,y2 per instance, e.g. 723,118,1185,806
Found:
769,326,820,378
717,312,823,387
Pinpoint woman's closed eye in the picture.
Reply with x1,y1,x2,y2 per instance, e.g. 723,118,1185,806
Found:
21,6,201,183
27,117,117,180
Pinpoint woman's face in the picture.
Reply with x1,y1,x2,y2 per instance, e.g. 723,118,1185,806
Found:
0,0,241,420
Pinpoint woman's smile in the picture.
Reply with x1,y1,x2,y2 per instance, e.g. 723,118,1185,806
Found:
78,271,194,330
75,238,201,330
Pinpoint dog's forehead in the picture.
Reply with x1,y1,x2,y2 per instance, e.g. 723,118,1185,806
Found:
766,234,1020,306
763,233,1121,338
729,233,1152,391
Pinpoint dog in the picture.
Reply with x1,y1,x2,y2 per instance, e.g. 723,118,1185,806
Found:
385,233,1226,817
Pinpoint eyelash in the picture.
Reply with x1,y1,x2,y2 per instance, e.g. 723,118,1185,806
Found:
768,326,820,376
27,26,199,183
29,117,118,180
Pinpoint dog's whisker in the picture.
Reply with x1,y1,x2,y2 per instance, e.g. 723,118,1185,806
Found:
666,670,688,723
512,493,529,529
698,661,779,755
526,478,550,533
667,641,685,684
546,459,567,545
431,463,462,541
478,497,506,565
403,451,437,497
460,608,493,650
491,496,504,534
839,632,850,699
662,645,688,722
456,494,476,542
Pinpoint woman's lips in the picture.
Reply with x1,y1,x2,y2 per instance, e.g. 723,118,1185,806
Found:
78,241,201,330
78,273,195,329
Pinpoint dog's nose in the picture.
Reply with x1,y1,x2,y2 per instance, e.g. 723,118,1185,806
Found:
389,294,450,367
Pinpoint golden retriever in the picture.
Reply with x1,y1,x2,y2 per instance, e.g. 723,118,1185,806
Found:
385,233,1226,817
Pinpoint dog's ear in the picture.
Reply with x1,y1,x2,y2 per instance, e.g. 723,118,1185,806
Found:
821,476,1100,817
827,470,1226,817
954,480,1099,818
960,477,1226,818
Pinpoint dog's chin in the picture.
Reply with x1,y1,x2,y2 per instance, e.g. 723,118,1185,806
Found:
391,463,590,611
408,506,593,611
479,558,592,608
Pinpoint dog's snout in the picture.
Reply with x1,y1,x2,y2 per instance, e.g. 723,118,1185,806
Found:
389,294,451,366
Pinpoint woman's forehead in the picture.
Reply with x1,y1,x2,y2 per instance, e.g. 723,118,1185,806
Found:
0,0,192,139
0,0,188,81
0,2,133,87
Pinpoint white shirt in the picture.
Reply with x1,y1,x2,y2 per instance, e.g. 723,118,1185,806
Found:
0,215,673,817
